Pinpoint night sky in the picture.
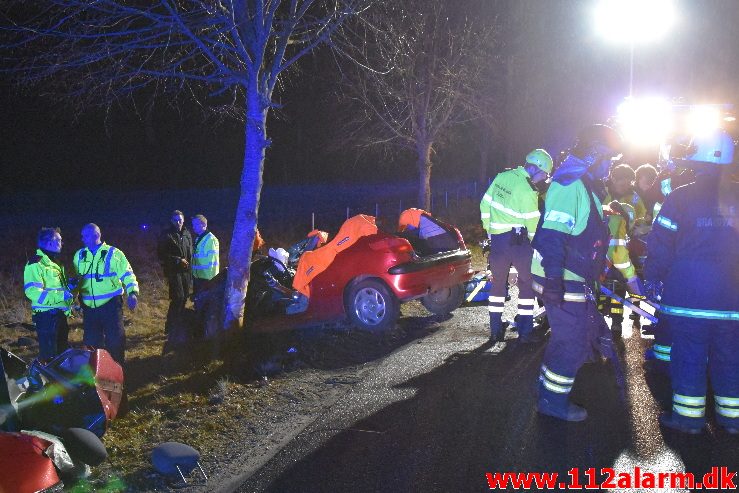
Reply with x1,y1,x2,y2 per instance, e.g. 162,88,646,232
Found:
2,0,738,194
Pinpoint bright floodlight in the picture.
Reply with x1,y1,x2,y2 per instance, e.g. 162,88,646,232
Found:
687,106,721,137
615,97,673,147
595,0,676,43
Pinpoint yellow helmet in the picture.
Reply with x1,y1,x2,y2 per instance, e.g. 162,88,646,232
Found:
525,148,554,174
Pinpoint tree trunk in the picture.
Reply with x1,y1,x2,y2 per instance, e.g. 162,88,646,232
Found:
223,87,268,330
416,139,432,211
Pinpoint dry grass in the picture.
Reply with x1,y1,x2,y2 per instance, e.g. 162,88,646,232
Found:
0,202,486,491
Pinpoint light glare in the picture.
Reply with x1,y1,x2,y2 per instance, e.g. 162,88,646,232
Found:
595,0,677,43
616,97,673,147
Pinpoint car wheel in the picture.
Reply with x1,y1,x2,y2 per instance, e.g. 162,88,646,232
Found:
421,283,464,315
346,279,399,332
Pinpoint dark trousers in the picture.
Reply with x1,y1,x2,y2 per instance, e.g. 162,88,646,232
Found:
31,309,69,361
165,298,189,344
669,316,739,429
487,231,535,340
82,296,126,365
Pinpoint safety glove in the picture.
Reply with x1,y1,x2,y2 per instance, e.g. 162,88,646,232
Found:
542,277,565,307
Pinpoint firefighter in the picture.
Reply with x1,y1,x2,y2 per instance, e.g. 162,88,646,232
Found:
605,164,647,223
531,124,623,421
191,214,220,293
23,227,74,361
645,129,739,434
73,223,139,365
480,148,553,347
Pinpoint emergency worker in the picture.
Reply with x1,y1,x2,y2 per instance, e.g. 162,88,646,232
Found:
73,223,139,365
531,125,623,421
480,149,553,346
645,129,739,434
635,164,659,222
605,164,647,226
191,214,220,294
23,227,74,361
157,210,193,342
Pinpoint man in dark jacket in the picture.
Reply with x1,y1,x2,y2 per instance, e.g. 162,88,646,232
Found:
157,210,193,345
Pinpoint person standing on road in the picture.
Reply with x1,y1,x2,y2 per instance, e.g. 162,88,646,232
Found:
23,227,74,361
72,223,139,365
191,214,220,295
645,129,739,435
480,149,553,347
531,124,623,422
157,210,193,346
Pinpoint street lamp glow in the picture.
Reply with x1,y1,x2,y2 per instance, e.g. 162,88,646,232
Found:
595,0,677,43
687,106,721,137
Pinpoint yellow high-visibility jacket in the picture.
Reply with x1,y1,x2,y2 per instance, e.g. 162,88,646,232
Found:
23,249,73,314
73,243,139,308
480,167,540,240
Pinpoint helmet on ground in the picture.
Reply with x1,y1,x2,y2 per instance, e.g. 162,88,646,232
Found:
525,149,554,174
572,124,623,161
682,130,735,165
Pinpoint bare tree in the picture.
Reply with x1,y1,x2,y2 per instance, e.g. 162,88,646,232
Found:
336,0,498,210
1,0,368,329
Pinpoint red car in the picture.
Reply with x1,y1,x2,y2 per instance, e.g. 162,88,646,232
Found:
223,214,474,333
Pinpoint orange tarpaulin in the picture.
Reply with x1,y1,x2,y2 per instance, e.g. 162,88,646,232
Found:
293,215,378,297
307,229,329,248
397,208,429,232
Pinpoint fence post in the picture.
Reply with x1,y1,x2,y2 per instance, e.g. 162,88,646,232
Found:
346,207,350,220
445,191,448,209
375,203,379,217
474,181,477,198
311,212,315,230
399,199,402,214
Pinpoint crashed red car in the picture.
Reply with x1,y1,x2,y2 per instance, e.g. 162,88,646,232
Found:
201,214,474,333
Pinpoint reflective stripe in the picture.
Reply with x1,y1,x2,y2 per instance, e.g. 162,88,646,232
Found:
659,304,739,321
488,306,505,313
544,210,576,230
81,273,116,279
673,404,705,418
654,351,671,362
82,288,123,301
613,261,632,269
674,394,706,406
532,249,543,260
653,344,671,362
541,378,571,394
103,247,116,276
38,290,48,304
192,262,218,270
120,271,132,281
609,239,627,247
716,406,739,418
482,193,493,204
480,212,491,219
542,366,575,385
518,298,536,306
532,280,587,302
518,309,534,315
32,305,66,311
488,296,506,303
24,282,44,290
125,283,137,291
489,222,524,229
660,178,672,196
715,396,739,407
655,215,678,231
489,200,540,220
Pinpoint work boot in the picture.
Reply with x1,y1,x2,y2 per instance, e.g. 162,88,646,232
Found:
658,412,704,435
537,396,588,422
489,312,504,344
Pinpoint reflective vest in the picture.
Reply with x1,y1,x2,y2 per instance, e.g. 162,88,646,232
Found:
73,243,139,308
23,249,73,314
531,177,607,284
604,191,647,227
192,231,220,280
606,202,636,280
480,167,540,240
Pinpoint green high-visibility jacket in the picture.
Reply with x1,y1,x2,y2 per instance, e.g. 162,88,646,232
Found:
606,202,636,280
480,167,540,240
23,249,73,314
73,243,139,308
192,231,219,280
605,191,647,226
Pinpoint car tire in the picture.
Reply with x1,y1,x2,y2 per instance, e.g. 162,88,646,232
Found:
421,283,465,315
345,279,399,332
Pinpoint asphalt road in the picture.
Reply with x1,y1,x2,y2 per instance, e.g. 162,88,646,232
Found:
231,305,739,493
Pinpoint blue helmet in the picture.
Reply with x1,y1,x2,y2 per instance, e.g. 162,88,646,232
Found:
683,130,735,165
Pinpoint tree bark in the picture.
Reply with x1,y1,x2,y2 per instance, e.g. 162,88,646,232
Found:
224,85,268,330
416,139,432,211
